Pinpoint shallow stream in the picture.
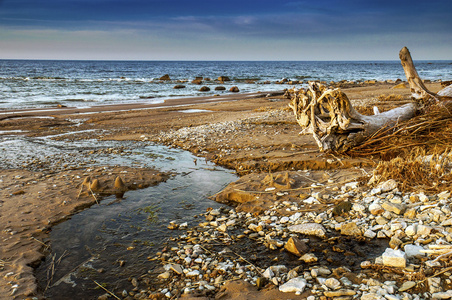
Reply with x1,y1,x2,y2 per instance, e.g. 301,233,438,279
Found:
0,134,237,299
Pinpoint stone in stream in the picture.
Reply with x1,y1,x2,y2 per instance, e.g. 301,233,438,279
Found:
284,237,309,256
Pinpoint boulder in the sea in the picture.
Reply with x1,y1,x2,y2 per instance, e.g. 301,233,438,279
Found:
229,86,239,93
218,76,231,82
159,74,171,80
215,86,226,91
173,84,186,89
199,86,210,92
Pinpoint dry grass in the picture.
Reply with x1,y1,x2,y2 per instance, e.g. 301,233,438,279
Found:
348,102,452,159
371,147,452,192
349,101,452,192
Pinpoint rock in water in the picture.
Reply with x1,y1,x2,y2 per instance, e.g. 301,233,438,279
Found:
279,277,307,293
284,237,309,256
159,74,171,80
229,86,239,93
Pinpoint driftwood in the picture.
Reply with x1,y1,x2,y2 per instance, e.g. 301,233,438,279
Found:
290,47,452,153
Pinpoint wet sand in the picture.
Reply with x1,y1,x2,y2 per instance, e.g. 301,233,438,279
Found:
0,82,446,299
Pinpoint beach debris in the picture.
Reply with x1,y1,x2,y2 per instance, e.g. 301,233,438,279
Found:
289,47,452,153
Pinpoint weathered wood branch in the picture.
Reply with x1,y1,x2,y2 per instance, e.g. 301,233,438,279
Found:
290,47,452,153
400,47,452,101
289,82,417,152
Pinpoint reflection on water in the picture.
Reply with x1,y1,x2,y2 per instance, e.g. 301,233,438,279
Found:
31,143,237,299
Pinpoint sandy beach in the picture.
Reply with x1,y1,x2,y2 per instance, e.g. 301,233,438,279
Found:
2,81,452,300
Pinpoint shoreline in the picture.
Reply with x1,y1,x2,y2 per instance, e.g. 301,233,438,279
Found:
0,91,283,120
1,81,451,299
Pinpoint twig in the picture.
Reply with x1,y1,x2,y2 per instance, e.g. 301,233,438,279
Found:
93,280,121,300
30,236,49,249
89,186,99,204
419,266,452,284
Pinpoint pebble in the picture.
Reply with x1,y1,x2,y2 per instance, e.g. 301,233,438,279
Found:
288,223,326,238
278,277,307,293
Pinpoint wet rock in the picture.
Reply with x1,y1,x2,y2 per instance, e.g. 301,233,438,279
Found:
159,74,171,80
382,248,407,268
173,84,186,89
229,86,239,93
218,76,231,82
340,222,362,236
288,223,327,238
199,86,210,92
284,237,309,256
215,86,226,91
278,277,307,293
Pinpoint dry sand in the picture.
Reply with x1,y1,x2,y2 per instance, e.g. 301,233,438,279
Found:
0,82,444,299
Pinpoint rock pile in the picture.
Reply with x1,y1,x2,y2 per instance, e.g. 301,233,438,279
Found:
140,179,452,300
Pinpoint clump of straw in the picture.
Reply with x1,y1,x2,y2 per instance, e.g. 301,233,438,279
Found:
371,147,452,192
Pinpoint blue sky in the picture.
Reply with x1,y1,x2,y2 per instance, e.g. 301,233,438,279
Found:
0,0,451,60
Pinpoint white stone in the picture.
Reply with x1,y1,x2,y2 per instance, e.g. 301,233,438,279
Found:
288,223,327,238
300,253,318,263
432,290,452,299
441,218,452,226
385,295,401,300
377,179,398,192
364,229,377,239
417,224,432,236
324,277,342,290
353,203,366,212
382,248,407,268
217,224,227,232
279,277,307,293
405,224,417,236
369,202,384,215
280,216,290,223
404,244,425,258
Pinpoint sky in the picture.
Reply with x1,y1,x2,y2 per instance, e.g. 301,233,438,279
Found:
0,0,451,61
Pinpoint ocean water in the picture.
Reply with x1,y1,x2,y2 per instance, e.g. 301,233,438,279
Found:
0,60,451,110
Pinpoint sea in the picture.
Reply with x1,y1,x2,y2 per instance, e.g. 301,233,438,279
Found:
1,59,451,110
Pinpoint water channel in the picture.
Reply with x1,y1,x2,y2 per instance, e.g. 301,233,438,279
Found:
0,135,237,299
